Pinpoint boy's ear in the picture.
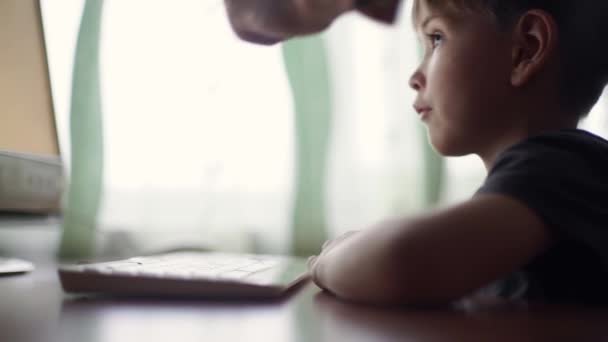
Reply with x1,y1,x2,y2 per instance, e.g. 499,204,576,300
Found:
510,10,558,87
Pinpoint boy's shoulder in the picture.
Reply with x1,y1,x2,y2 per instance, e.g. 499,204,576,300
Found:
476,128,608,304
491,128,608,172
521,128,608,149
478,128,608,223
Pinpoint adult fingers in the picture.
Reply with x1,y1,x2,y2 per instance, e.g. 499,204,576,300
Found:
224,0,353,44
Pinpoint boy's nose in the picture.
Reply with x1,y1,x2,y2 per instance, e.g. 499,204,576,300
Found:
409,70,425,91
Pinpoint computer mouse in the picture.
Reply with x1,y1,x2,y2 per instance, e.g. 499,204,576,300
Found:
0,257,35,275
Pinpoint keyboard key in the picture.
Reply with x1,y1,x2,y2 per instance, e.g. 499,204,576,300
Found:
238,263,273,273
163,269,193,279
191,269,221,279
218,270,250,281
138,269,166,277
112,268,140,276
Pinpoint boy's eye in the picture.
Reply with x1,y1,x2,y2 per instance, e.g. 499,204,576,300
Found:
427,33,443,48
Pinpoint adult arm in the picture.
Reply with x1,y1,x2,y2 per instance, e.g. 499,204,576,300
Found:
308,194,551,306
223,0,402,45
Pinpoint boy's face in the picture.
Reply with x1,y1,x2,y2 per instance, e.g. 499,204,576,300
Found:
410,0,515,157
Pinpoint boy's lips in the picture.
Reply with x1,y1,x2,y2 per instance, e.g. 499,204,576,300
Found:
413,104,432,118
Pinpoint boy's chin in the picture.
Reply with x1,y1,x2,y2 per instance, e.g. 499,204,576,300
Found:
428,132,473,157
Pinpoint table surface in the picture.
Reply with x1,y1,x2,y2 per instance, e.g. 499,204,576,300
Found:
2,258,608,342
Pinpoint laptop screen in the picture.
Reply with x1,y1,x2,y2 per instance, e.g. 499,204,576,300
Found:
0,0,63,214
0,0,59,157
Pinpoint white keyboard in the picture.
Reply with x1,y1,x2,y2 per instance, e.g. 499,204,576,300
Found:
59,252,309,298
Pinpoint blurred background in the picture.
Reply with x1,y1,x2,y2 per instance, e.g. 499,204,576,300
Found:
40,0,608,258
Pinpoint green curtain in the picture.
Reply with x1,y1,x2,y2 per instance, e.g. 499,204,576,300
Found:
58,0,105,259
282,35,332,257
55,4,442,260
421,130,443,206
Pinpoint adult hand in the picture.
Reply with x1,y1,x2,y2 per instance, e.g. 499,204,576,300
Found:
224,0,355,45
223,0,402,45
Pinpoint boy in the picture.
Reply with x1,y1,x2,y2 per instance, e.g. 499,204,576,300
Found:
306,0,608,306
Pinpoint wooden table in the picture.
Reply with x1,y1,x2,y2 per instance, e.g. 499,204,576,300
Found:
2,258,608,342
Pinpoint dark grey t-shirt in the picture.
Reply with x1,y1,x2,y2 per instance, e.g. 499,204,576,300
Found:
475,129,608,304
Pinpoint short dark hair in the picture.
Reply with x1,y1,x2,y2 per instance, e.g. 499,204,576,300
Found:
413,0,608,118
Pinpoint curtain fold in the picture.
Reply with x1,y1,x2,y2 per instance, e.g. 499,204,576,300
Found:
421,128,444,206
58,0,104,259
282,35,333,256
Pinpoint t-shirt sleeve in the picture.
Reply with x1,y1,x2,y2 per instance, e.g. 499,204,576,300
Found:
475,132,608,271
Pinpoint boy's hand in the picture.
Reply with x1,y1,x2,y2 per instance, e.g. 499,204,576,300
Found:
224,0,355,45
307,230,360,291
307,195,550,306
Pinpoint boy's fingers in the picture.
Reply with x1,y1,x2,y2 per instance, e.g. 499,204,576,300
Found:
307,255,318,270
321,230,361,252
307,255,329,291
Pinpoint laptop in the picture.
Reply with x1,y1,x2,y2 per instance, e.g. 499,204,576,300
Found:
0,0,65,275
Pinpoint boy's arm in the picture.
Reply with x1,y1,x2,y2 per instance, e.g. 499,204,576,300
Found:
308,194,551,306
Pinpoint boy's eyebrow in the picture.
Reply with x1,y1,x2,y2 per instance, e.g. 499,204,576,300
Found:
422,15,439,28
416,14,442,31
